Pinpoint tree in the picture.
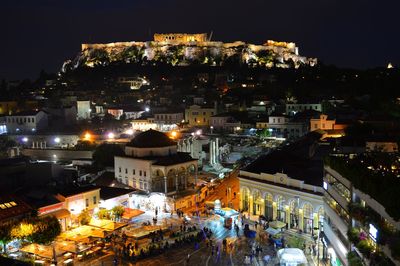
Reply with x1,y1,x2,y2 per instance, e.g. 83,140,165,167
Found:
93,143,124,167
97,209,111,220
0,222,13,253
29,216,61,244
78,209,91,225
112,206,125,220
257,128,271,139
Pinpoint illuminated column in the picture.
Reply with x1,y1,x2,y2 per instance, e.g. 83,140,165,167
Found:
285,205,291,227
272,202,277,220
175,174,179,192
313,212,318,233
215,138,219,163
299,209,304,231
209,141,213,165
249,195,253,215
239,191,243,210
194,167,198,187
164,176,168,194
261,199,265,216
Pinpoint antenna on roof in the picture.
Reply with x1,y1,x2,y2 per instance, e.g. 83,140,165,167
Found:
208,31,213,42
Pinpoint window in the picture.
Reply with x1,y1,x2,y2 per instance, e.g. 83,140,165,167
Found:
194,118,197,122
133,169,135,175
140,181,143,189
203,112,206,115
203,118,206,122
144,182,147,190
119,167,121,173
322,124,325,129
85,199,89,207
125,168,128,174
32,118,35,123
28,118,31,123
93,196,97,204
139,170,142,176
144,171,146,177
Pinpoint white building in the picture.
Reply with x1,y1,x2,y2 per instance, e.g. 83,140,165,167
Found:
77,100,91,120
114,129,198,195
5,110,48,133
154,112,183,131
98,186,135,210
107,107,144,120
131,117,156,131
267,115,308,139
239,148,324,235
286,103,322,116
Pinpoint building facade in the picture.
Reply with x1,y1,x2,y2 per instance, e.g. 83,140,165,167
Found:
153,33,208,43
114,130,198,196
286,103,322,116
185,105,216,126
267,115,308,139
5,110,48,133
239,171,324,235
323,159,400,266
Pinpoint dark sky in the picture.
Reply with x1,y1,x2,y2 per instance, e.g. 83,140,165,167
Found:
0,0,399,80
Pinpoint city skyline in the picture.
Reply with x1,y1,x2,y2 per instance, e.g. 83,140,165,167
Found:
1,0,399,79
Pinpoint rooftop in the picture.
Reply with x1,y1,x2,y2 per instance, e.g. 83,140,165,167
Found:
243,132,325,186
57,185,100,198
0,195,32,222
127,129,176,148
99,186,135,201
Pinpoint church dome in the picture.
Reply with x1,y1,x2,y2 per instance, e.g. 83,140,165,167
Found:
127,129,176,148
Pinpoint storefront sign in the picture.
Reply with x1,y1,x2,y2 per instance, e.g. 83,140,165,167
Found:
39,202,64,215
369,224,378,242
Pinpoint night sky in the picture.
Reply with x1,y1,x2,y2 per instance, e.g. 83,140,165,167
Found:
0,0,399,80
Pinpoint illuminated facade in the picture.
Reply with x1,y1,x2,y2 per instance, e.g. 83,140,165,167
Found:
153,33,208,42
185,105,216,126
114,129,198,196
239,171,324,235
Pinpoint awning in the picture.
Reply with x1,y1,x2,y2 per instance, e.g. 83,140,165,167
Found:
122,208,144,219
41,209,70,219
266,227,281,236
269,220,286,229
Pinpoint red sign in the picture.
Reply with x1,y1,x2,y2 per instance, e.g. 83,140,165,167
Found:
38,202,64,215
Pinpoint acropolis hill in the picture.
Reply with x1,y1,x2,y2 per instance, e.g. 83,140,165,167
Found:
62,33,317,72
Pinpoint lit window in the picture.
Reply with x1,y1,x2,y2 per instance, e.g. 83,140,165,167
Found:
85,199,89,207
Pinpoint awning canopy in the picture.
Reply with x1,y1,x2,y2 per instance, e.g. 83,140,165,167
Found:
277,248,308,264
41,209,70,219
269,220,286,229
122,208,144,219
266,227,281,236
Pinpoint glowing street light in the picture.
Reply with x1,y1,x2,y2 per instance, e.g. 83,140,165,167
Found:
54,137,60,143
84,132,91,141
196,130,202,136
125,129,134,135
107,132,115,139
22,137,28,143
170,131,177,138
145,107,150,112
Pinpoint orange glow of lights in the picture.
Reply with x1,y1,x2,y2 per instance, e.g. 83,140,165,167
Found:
84,132,92,140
